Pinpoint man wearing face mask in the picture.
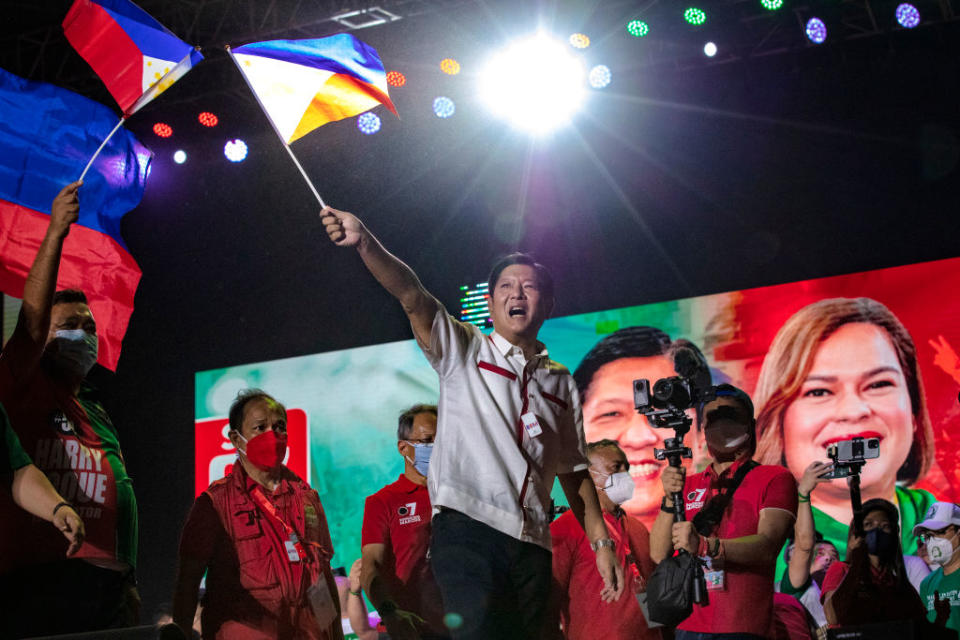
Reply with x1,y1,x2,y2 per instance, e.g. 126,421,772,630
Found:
916,502,960,634
650,384,798,639
0,181,141,636
547,439,661,640
173,389,342,639
360,404,448,640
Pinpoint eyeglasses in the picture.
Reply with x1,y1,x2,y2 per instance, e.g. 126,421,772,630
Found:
403,438,434,445
919,527,955,543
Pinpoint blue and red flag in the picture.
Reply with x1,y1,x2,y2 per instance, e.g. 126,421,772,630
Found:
63,0,202,116
0,68,150,370
231,34,397,143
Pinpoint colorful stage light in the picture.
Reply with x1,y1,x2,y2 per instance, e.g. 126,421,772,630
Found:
684,7,707,26
198,112,218,127
895,3,921,28
569,33,590,49
357,112,381,134
433,96,456,118
704,42,718,57
626,20,649,37
588,65,611,89
173,150,187,164
386,71,406,87
224,139,248,162
479,34,585,135
152,122,172,138
440,58,461,75
760,0,783,10
805,17,827,44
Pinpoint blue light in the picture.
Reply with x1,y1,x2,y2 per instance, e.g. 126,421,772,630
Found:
173,150,187,164
433,96,456,119
895,3,920,28
588,65,612,89
357,112,381,135
224,139,248,162
805,17,827,44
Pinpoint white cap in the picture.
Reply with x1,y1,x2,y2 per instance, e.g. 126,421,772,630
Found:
913,501,960,536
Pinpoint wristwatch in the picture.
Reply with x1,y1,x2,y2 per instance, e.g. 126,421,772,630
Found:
590,538,615,552
660,497,676,513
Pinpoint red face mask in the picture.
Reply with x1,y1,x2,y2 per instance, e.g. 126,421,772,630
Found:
237,430,287,471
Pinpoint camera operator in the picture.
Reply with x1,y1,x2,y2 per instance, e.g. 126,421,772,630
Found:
821,498,926,627
650,384,797,639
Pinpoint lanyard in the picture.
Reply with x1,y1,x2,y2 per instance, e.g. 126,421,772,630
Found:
250,485,307,563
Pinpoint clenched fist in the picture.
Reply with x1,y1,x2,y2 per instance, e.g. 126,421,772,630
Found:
320,206,366,247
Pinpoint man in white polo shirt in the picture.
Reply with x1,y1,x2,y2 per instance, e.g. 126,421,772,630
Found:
321,206,624,640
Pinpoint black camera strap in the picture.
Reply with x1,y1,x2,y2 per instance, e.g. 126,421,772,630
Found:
692,460,759,537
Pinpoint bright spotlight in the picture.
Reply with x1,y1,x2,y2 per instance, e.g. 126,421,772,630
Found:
479,34,586,135
805,17,827,44
895,3,920,28
704,42,718,57
588,65,611,89
173,150,187,164
224,139,248,162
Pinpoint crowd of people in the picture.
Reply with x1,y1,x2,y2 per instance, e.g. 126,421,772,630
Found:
3,184,960,639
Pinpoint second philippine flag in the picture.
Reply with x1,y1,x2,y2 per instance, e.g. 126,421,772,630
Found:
231,34,398,143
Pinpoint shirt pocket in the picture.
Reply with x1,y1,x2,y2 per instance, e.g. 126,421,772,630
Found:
233,512,281,594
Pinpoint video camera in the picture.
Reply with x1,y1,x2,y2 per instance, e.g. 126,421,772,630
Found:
633,376,715,435
822,436,880,480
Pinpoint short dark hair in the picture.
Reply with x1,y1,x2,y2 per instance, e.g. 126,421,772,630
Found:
397,404,438,440
487,253,554,301
573,327,711,402
228,389,285,433
585,439,629,471
52,289,88,306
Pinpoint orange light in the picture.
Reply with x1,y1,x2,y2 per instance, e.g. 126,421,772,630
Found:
198,111,219,127
569,33,590,48
440,58,461,75
152,122,173,138
386,71,406,87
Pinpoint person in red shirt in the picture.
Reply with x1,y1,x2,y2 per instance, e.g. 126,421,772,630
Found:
360,404,447,640
172,390,343,640
651,383,798,639
820,498,927,628
548,439,661,640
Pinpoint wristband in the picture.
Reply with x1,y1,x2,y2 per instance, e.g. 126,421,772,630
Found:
348,588,361,597
660,497,676,514
697,534,709,557
591,538,615,553
798,491,810,503
709,537,721,558
52,501,73,517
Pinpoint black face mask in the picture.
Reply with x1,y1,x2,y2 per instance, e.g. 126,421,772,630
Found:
865,528,897,559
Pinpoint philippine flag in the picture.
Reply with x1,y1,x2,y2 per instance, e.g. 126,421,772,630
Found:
0,68,150,371
63,0,202,116
231,34,398,144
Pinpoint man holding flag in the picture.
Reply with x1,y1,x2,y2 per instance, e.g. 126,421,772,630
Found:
0,181,141,637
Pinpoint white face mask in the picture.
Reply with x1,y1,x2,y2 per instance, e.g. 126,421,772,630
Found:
704,421,751,456
927,531,959,566
51,329,98,377
597,470,635,505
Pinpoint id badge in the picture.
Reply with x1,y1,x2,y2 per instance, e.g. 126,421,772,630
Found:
307,577,338,629
521,412,543,437
284,536,301,563
701,554,725,591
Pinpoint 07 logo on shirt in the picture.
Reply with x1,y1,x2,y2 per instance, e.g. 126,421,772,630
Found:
398,502,422,525
686,488,707,509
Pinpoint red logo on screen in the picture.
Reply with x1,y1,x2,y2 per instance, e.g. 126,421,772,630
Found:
194,409,309,496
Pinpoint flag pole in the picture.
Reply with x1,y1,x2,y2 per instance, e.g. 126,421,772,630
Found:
226,46,326,209
78,116,126,182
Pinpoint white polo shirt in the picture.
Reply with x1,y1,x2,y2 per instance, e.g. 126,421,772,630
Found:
419,309,588,550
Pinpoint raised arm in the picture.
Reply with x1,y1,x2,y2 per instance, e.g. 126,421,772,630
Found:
787,461,833,589
557,469,625,602
5,181,81,377
321,207,441,347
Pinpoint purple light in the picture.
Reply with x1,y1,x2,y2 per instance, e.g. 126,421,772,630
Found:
805,17,827,44
895,3,920,28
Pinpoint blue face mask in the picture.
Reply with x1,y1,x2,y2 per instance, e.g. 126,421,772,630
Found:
865,528,897,559
404,442,433,477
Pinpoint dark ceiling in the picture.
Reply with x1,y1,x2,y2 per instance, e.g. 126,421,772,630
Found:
3,0,960,615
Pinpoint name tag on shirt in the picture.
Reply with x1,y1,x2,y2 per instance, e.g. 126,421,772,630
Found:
521,412,543,437
702,555,725,591
284,537,301,563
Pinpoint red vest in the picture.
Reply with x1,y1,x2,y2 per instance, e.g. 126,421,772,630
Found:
203,465,337,640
